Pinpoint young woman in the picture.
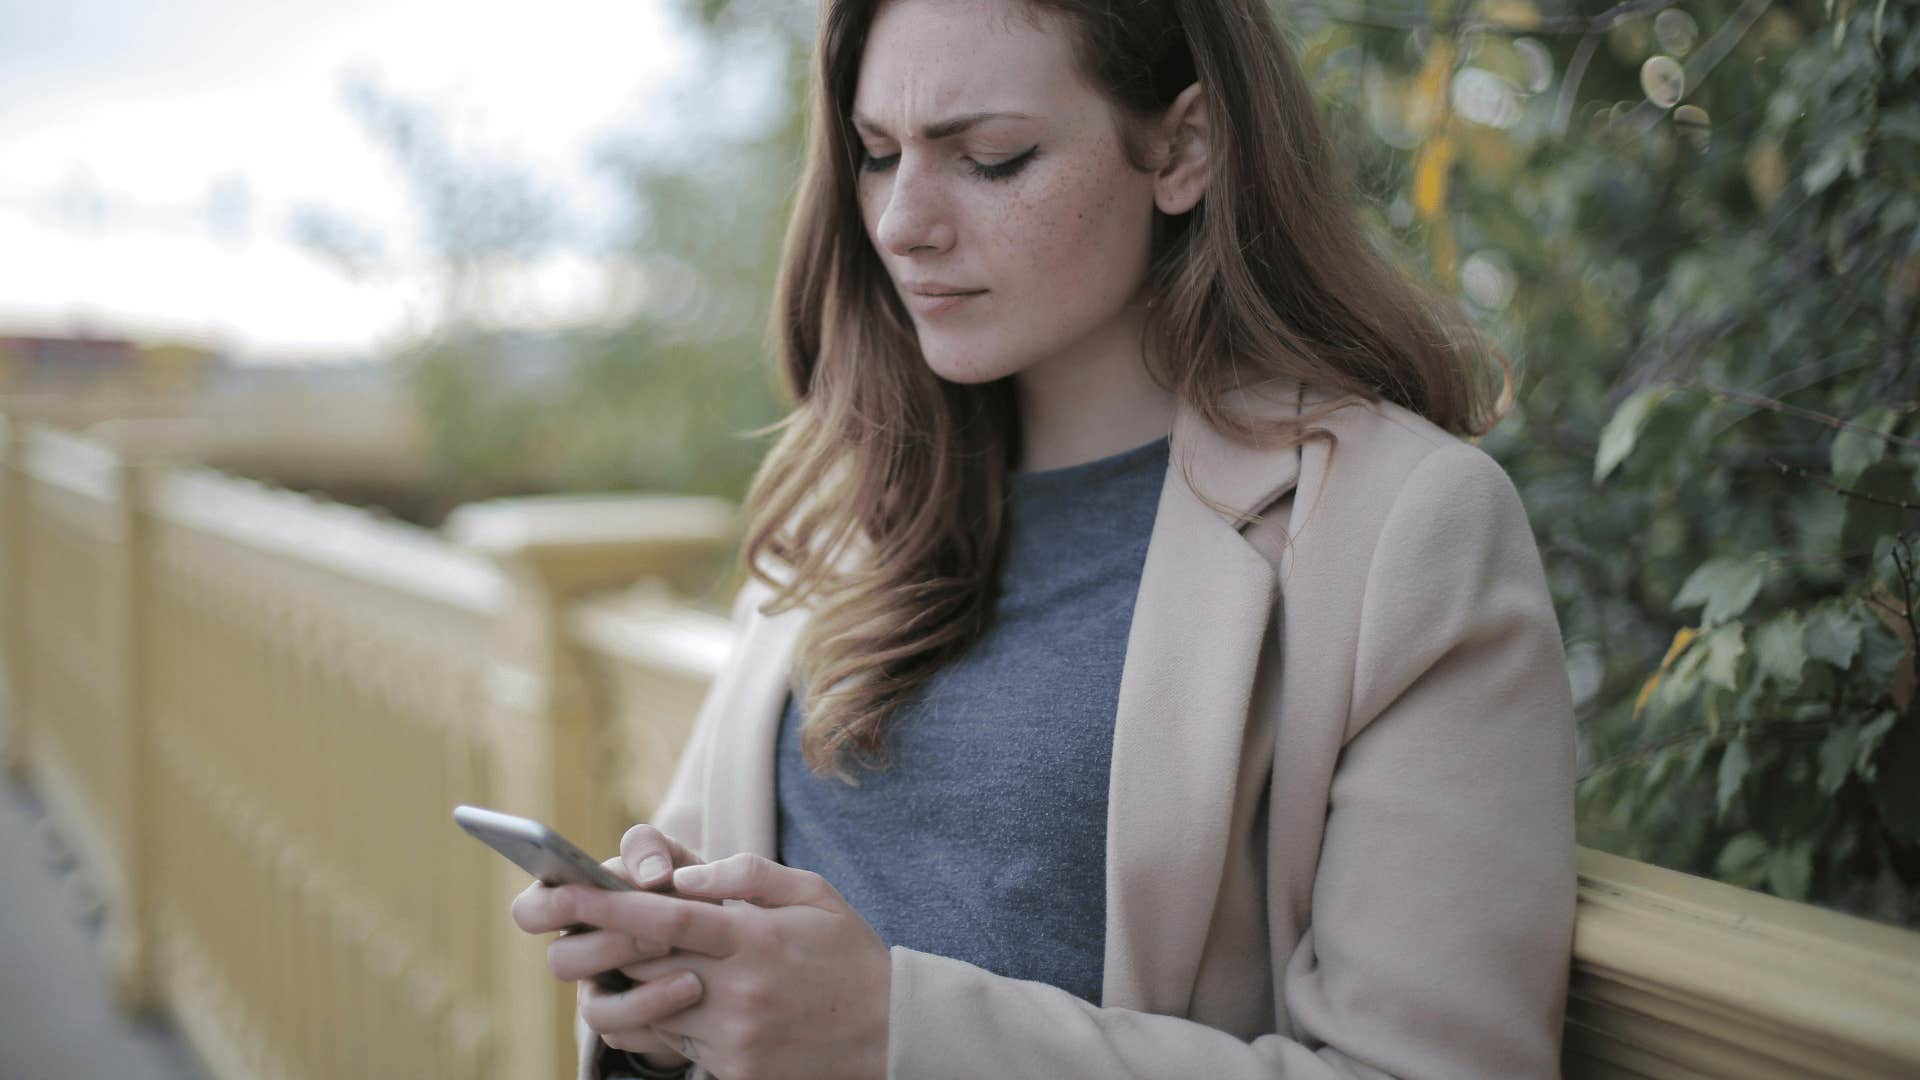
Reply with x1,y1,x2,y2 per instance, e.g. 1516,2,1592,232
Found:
512,0,1577,1075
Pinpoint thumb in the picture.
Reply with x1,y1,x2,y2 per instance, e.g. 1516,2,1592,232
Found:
670,853,826,907
620,824,701,889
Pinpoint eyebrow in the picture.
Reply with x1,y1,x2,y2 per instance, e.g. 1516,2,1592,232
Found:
848,110,1040,141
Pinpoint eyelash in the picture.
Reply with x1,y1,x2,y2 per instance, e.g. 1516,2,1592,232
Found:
857,146,1038,181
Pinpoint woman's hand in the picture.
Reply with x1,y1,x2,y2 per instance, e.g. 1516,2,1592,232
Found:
511,824,710,1070
550,853,892,1080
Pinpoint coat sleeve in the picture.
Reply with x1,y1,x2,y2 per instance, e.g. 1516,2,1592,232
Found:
576,578,772,1080
883,442,1578,1079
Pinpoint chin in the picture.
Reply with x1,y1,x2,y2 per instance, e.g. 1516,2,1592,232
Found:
921,346,1024,386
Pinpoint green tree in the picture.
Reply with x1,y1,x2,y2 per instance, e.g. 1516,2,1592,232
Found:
1296,0,1918,924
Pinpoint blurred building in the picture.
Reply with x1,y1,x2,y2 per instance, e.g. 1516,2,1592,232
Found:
0,333,222,396
0,334,138,390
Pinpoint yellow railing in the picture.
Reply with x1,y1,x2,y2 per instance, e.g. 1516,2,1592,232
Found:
0,411,738,1080
1,410,1916,1079
1566,848,1920,1077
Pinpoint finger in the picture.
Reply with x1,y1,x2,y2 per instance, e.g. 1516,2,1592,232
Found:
671,852,831,908
620,824,703,888
512,858,648,936
546,926,670,983
512,880,571,934
618,950,714,984
552,885,740,957
595,856,726,903
579,969,705,1036
619,951,719,986
599,856,637,884
575,983,685,1059
644,1022,698,1064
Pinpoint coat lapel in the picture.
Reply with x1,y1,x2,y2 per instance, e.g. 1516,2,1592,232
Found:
705,598,806,861
1101,382,1302,1014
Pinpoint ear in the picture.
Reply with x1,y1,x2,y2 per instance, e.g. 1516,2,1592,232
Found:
1153,82,1211,216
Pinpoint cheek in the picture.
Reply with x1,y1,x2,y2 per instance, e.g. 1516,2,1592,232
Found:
995,175,1146,307
857,186,881,247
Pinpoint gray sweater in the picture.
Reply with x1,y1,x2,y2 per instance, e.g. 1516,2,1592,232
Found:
774,434,1170,1006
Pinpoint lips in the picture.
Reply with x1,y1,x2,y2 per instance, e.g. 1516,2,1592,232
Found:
900,277,987,318
908,289,985,315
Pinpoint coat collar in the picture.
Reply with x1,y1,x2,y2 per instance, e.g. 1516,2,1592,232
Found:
1170,377,1306,530
706,379,1309,1014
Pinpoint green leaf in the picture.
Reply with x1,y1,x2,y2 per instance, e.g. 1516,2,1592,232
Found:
1859,618,1906,693
1717,737,1751,820
1644,745,1679,788
1680,735,1711,781
1754,612,1808,687
1675,559,1767,624
1697,622,1748,691
1805,602,1865,670
1832,407,1898,485
1594,386,1669,482
1805,140,1850,193
1856,711,1900,781
1664,633,1711,705
1714,832,1769,886
1766,842,1814,901
1818,722,1859,794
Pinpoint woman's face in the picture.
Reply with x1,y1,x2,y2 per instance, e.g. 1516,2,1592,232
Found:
850,0,1161,385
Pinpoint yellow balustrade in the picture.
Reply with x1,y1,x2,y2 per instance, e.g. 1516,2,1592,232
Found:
1564,848,1920,1077
0,409,1915,1080
1,412,740,1080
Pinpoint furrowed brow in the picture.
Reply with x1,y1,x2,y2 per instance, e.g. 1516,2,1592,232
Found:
849,110,1039,141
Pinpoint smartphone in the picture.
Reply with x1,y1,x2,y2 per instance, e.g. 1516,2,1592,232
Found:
454,805,638,892
452,804,639,992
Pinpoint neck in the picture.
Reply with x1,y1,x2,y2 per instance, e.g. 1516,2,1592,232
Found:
1013,301,1175,473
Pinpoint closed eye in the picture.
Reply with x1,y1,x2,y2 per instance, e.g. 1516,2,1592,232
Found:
857,146,1038,182
969,148,1038,180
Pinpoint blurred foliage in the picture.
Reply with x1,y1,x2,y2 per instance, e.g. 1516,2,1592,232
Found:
336,21,805,516
378,0,1919,922
403,324,781,507
1294,0,1918,925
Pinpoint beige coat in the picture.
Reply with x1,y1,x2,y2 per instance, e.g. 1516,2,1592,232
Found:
578,380,1578,1079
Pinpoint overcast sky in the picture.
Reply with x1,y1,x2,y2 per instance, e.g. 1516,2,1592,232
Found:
0,0,714,361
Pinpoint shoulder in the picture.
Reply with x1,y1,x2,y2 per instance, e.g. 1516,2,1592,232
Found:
1288,391,1527,557
1314,392,1496,492
1307,402,1563,739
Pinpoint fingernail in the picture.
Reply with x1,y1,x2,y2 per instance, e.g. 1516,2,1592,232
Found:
637,856,670,883
673,864,710,889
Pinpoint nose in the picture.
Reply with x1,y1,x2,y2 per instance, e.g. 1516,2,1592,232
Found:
871,155,955,257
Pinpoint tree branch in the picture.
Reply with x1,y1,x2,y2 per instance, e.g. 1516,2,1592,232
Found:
1553,32,1603,135
1767,457,1920,511
1709,386,1920,449
1887,538,1920,664
1308,0,1678,35
1578,724,1714,784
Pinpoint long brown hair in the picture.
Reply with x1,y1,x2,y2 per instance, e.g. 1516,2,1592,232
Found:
743,0,1507,782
